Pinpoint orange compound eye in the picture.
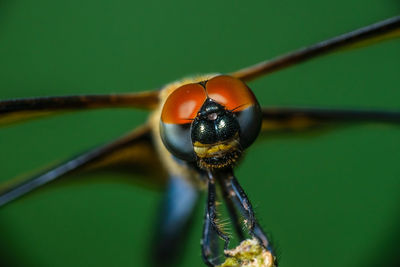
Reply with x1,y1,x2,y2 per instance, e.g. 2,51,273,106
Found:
160,82,207,162
161,83,207,124
207,75,262,150
206,75,257,111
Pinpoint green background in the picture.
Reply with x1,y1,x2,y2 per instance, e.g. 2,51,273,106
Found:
1,0,399,266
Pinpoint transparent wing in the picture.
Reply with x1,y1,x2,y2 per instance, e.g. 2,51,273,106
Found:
261,107,400,135
231,16,400,82
0,124,165,207
0,90,159,127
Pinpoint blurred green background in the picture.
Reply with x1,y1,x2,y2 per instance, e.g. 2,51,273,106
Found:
0,0,399,266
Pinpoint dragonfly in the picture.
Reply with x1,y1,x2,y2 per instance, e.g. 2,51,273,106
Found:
1,13,400,267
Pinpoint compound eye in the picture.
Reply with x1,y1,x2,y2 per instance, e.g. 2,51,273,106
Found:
161,83,206,124
160,83,207,161
206,75,262,149
206,75,257,112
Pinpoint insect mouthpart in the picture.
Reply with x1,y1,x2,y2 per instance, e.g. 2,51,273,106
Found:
193,135,241,169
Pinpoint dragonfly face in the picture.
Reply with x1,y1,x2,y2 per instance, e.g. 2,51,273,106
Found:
191,98,243,169
160,75,262,169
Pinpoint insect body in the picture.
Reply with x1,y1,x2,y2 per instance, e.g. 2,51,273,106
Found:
157,75,273,265
148,74,275,266
1,15,400,267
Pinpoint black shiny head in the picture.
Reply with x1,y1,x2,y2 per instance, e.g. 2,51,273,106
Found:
191,99,239,145
191,99,242,169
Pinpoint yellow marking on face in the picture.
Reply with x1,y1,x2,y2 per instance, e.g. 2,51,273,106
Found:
193,137,239,158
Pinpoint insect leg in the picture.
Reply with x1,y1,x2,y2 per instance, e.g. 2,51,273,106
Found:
201,199,219,267
219,179,245,241
221,171,275,256
151,175,199,266
201,173,230,266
